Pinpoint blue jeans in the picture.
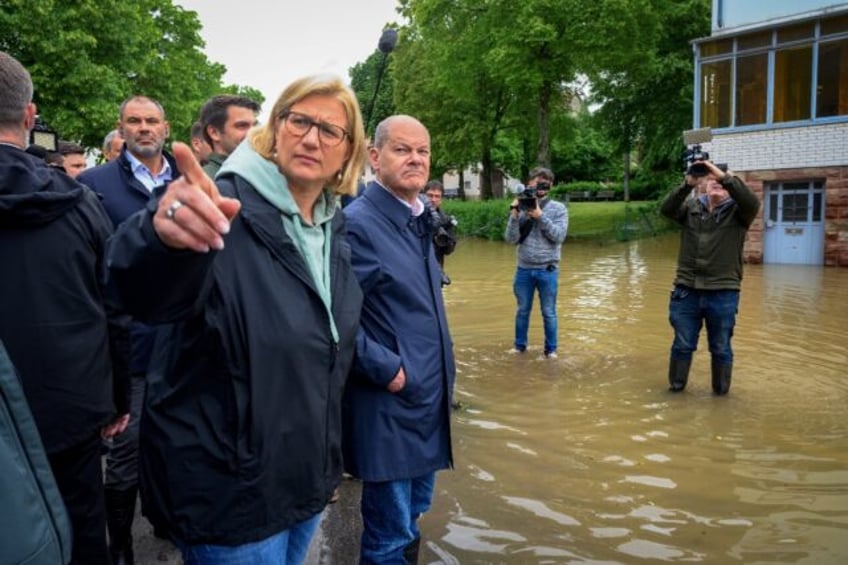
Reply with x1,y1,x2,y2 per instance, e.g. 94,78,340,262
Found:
513,266,559,354
175,512,321,565
360,473,436,564
668,285,740,366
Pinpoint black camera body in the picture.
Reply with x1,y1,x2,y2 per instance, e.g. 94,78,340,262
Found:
423,197,457,250
518,181,550,211
683,144,710,176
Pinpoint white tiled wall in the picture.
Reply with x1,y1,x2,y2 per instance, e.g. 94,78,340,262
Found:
703,122,848,172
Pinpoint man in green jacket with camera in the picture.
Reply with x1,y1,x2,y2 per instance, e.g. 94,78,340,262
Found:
661,159,760,395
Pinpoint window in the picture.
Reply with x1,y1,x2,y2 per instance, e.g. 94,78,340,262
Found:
735,54,768,125
697,13,848,128
774,45,812,122
701,38,732,56
700,60,732,128
777,23,814,44
737,31,771,51
817,38,848,118
821,14,848,36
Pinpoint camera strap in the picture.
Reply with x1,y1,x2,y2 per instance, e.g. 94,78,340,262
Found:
516,199,548,244
517,218,534,244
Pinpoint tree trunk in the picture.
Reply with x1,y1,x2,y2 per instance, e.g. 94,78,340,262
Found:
536,79,552,168
623,150,631,202
458,170,466,201
480,145,494,200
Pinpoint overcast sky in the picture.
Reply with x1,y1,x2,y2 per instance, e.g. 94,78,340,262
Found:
177,0,403,121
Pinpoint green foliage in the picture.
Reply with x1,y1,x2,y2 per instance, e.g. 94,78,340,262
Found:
442,199,509,241
551,112,620,183
359,0,706,199
589,0,712,174
0,0,263,150
349,45,396,137
441,198,666,243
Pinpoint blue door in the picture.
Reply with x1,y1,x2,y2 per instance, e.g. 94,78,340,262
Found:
763,181,825,265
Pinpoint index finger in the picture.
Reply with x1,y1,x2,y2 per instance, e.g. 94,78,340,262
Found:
171,141,221,201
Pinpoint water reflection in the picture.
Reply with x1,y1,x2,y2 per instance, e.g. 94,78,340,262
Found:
425,234,848,564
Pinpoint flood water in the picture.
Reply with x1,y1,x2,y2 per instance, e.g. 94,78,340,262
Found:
421,234,848,564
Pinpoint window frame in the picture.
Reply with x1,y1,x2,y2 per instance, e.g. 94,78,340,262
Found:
694,14,848,132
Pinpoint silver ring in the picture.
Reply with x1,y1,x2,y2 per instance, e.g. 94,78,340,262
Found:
165,200,184,220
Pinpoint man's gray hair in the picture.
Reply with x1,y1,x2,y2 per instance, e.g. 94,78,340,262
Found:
529,166,554,183
0,52,33,128
102,129,121,152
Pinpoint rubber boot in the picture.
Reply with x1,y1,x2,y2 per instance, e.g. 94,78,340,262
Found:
403,537,421,565
105,487,136,565
711,361,732,395
668,358,691,392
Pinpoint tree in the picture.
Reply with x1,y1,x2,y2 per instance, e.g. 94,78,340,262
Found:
588,0,711,186
0,0,263,150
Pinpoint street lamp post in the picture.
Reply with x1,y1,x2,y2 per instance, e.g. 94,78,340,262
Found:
364,28,398,133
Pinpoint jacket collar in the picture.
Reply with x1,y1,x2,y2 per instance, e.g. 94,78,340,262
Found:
361,181,421,232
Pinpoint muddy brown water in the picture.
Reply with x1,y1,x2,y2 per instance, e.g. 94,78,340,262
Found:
420,234,848,564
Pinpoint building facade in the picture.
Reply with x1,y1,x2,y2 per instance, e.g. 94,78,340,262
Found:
693,1,848,266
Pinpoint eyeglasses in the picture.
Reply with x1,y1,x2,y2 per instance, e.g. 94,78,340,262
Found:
279,111,350,147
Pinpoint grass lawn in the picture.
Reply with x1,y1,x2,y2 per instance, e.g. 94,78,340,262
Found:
442,199,668,241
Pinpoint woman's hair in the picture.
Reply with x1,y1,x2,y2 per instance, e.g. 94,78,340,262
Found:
250,75,366,197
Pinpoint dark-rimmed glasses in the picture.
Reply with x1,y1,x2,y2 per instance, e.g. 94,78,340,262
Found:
279,111,350,147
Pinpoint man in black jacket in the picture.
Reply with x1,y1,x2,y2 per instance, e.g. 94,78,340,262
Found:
78,94,180,564
0,51,129,565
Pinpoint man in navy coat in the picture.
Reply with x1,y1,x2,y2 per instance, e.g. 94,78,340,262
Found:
77,95,179,564
343,115,455,564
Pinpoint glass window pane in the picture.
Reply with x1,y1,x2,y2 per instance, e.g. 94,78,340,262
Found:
769,192,778,222
777,23,814,43
821,14,848,36
700,60,732,128
783,193,808,222
817,39,848,118
774,46,812,122
736,54,768,125
813,192,822,222
701,39,733,56
784,182,809,191
738,31,772,51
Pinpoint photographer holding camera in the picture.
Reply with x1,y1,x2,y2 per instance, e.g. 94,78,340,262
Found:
424,180,458,285
660,155,760,395
505,167,568,358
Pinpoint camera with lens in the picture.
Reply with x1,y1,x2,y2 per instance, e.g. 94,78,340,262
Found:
518,181,549,211
421,194,457,251
682,145,710,176
681,127,714,177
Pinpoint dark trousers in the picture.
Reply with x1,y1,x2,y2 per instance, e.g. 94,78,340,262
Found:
104,372,145,490
49,432,111,565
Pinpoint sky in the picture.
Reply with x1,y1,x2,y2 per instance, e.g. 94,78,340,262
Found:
177,0,404,121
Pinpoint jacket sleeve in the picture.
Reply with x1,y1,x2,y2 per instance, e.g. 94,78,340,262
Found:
345,216,402,388
660,182,694,224
722,175,760,227
504,212,520,243
84,190,131,415
105,197,217,324
538,202,568,243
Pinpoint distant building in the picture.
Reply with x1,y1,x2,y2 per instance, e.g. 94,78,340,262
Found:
442,167,520,200
693,1,848,266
